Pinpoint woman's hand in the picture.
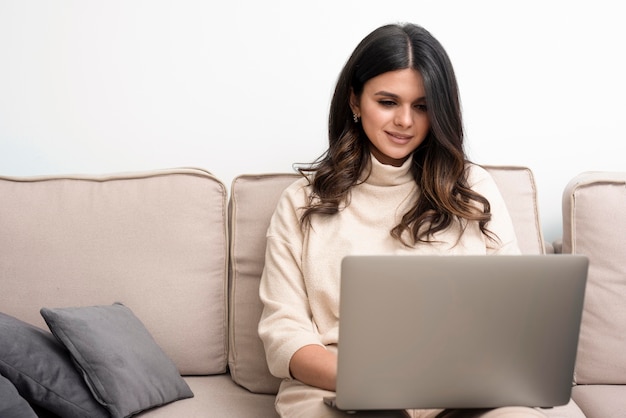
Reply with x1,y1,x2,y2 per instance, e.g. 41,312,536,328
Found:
289,344,337,391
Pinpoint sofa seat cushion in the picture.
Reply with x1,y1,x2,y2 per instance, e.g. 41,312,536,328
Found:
540,398,586,418
135,375,278,417
572,384,626,418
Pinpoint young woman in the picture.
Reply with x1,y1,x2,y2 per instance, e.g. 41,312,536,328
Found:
258,23,547,418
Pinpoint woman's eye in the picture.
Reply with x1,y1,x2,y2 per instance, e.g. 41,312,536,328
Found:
414,104,427,112
378,100,396,107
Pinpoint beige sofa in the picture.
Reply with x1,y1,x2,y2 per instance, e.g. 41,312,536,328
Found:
0,166,620,417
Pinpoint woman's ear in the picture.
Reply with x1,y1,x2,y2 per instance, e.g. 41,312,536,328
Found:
349,90,360,115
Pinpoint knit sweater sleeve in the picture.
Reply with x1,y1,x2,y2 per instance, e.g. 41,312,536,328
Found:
468,164,521,255
258,179,325,379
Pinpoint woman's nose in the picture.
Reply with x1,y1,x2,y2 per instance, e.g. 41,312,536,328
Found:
394,106,412,127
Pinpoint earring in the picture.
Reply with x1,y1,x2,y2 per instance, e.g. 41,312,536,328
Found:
353,113,359,123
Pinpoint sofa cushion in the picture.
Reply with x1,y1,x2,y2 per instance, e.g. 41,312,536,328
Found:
134,375,279,417
228,173,299,394
561,171,626,385
482,166,545,255
0,374,38,418
41,303,193,418
540,398,586,418
571,384,626,418
0,168,229,375
0,311,108,418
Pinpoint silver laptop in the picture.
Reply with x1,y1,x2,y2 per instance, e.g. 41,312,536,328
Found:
324,254,588,412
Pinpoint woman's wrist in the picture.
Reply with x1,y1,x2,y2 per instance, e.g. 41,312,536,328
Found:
289,344,337,391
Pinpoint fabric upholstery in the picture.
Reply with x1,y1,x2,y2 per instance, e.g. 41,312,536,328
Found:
561,171,626,386
571,384,626,418
482,166,545,255
134,375,278,417
228,173,299,394
540,398,586,418
0,168,229,375
227,167,545,395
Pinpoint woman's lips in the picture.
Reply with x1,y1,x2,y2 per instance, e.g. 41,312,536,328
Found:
385,131,413,143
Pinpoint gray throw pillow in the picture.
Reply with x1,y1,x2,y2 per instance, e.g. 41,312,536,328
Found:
0,373,38,418
0,312,109,418
40,303,193,418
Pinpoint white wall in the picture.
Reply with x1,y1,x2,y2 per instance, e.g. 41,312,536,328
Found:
1,0,624,242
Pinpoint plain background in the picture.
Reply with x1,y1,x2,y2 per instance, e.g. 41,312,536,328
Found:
1,0,624,242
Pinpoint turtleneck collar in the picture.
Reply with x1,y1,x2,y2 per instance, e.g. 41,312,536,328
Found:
360,153,414,187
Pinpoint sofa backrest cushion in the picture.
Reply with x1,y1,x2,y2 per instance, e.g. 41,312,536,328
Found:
228,174,298,394
561,171,626,385
227,166,544,394
482,165,545,255
0,168,229,376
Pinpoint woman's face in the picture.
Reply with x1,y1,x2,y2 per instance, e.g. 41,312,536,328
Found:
350,68,430,167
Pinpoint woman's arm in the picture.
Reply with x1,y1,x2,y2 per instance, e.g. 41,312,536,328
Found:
259,180,331,381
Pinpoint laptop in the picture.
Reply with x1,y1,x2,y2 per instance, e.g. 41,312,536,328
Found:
324,254,588,412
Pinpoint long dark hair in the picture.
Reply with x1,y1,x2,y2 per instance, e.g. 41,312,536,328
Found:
300,23,494,246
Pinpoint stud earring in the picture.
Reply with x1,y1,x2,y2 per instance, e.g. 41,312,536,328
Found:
353,113,359,123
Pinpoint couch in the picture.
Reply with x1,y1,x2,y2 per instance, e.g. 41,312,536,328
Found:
0,166,622,417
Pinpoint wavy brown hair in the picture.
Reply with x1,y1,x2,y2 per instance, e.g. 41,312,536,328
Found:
299,23,495,246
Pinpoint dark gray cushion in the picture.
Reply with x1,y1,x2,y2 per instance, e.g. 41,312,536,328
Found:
31,405,62,418
41,303,193,418
0,373,38,418
0,312,109,418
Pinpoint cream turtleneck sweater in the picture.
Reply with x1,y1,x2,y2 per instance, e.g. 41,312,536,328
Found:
258,155,520,379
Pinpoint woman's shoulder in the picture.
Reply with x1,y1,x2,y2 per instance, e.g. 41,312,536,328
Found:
281,175,311,196
273,175,312,211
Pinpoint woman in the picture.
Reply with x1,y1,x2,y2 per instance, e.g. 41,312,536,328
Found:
258,23,546,418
